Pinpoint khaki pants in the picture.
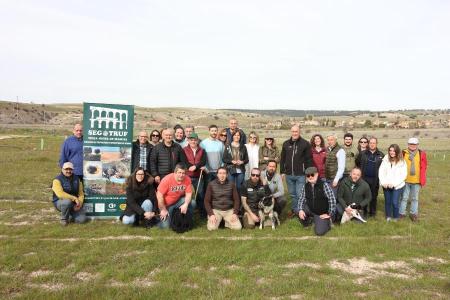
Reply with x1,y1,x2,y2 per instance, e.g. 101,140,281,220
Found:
207,209,242,231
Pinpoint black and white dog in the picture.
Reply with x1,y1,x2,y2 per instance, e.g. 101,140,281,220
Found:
258,196,280,230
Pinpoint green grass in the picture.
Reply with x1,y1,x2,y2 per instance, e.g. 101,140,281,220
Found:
0,129,449,299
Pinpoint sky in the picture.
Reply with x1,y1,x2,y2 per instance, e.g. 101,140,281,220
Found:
1,0,449,110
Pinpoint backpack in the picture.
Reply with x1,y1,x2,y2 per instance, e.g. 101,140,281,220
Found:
170,209,193,233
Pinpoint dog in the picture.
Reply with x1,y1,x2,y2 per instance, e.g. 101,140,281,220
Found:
258,196,280,230
341,207,367,224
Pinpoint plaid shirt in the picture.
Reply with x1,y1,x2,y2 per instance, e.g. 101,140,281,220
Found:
139,145,148,170
298,181,336,216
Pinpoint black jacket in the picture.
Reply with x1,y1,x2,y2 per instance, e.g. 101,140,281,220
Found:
280,137,313,176
223,143,249,174
131,140,153,173
150,142,186,179
124,176,157,216
355,149,384,178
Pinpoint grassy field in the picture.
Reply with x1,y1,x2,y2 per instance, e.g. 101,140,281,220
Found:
0,128,449,299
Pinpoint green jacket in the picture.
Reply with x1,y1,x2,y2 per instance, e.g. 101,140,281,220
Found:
337,176,371,209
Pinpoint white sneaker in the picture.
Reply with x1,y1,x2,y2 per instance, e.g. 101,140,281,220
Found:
386,217,391,222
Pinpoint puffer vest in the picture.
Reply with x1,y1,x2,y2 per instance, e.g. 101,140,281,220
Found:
210,180,235,211
325,143,342,180
52,173,79,203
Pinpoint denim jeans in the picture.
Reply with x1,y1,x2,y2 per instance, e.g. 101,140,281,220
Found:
383,187,403,219
400,183,421,215
158,197,194,229
54,199,87,223
228,173,245,196
285,175,305,213
122,199,153,225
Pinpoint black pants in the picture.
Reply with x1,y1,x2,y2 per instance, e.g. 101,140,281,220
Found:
299,204,331,236
364,176,379,216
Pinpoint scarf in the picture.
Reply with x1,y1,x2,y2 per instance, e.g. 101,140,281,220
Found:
409,150,418,176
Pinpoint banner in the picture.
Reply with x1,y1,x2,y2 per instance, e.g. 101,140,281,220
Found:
82,103,134,218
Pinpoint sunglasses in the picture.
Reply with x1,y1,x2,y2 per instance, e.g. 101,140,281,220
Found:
249,136,256,139
220,134,227,137
63,168,73,171
251,173,260,177
151,134,160,137
306,174,315,178
359,141,368,144
136,173,145,176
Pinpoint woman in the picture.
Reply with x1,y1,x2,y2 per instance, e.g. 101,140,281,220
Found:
310,134,327,180
149,129,161,146
378,144,407,221
259,135,279,171
122,167,157,226
245,131,260,179
218,128,228,145
357,136,369,152
173,125,187,147
223,131,248,193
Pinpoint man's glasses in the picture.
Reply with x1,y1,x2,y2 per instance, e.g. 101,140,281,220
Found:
63,168,73,171
251,173,260,177
306,174,315,178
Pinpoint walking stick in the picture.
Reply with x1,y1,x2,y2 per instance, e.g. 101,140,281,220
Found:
194,169,204,202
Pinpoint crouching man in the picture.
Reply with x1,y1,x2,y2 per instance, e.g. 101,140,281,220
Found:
298,167,336,236
336,167,371,223
204,167,242,230
51,162,87,226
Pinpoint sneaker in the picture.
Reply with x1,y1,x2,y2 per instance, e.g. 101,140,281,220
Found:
60,220,69,227
399,214,405,219
386,217,391,222
410,214,418,222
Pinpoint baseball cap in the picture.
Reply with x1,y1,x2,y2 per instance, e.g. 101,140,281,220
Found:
188,133,199,139
62,162,74,170
407,137,419,145
305,167,318,175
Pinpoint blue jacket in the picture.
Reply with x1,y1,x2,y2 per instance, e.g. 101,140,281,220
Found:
59,135,83,176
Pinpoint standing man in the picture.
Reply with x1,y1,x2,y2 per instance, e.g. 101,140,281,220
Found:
59,123,84,181
240,168,272,229
131,130,153,173
280,125,313,218
400,138,428,222
342,133,358,178
204,167,242,231
298,167,336,236
225,118,247,146
52,162,87,226
261,160,286,215
150,128,186,184
157,164,194,229
325,134,345,196
183,133,207,217
356,137,384,217
200,125,225,184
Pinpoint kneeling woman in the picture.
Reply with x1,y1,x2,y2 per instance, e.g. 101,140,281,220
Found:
378,144,407,222
122,167,157,226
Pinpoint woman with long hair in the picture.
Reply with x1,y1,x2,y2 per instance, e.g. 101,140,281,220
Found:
310,134,327,180
259,135,279,171
378,144,407,221
149,129,161,146
218,128,228,145
122,167,157,226
357,136,369,153
223,131,248,193
245,131,260,179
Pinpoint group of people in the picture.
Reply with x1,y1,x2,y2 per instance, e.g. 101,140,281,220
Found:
53,118,428,235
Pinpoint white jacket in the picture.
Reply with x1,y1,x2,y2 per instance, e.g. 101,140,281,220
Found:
378,155,407,190
245,143,260,179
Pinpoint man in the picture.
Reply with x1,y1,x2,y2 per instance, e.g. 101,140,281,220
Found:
400,137,428,222
342,133,358,177
356,137,384,217
52,162,87,226
204,167,242,230
200,125,225,183
336,167,371,222
325,134,345,196
59,123,83,180
260,160,286,215
183,133,207,217
150,128,186,184
298,167,336,236
280,125,313,217
131,130,153,172
157,164,194,228
240,168,272,229
225,118,247,146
